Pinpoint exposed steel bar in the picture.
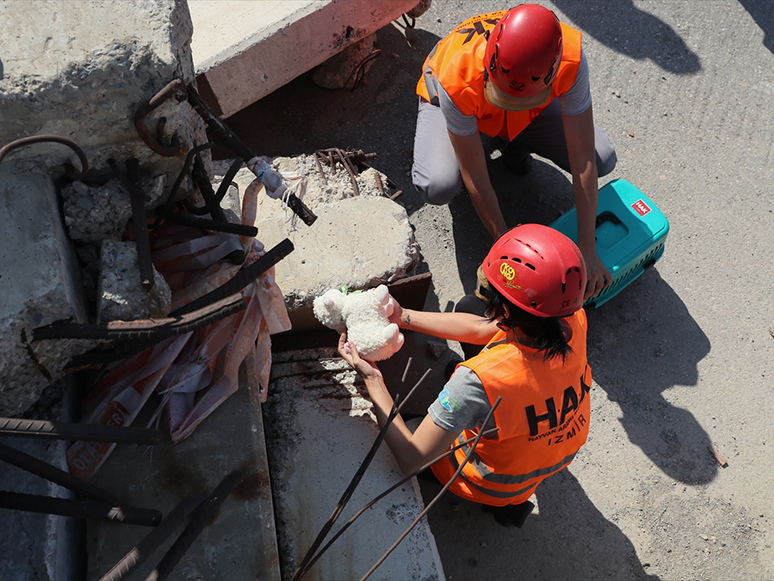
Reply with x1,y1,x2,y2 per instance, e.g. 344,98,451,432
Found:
162,212,257,237
145,471,244,581
291,360,431,581
313,152,326,181
133,78,185,157
359,398,502,581
163,142,215,220
0,491,162,526
346,49,382,92
0,135,89,180
213,158,243,204
169,237,294,317
300,427,500,576
335,147,359,196
373,172,385,197
0,417,161,444
34,293,245,341
186,85,317,226
98,493,204,581
0,441,117,503
125,158,155,290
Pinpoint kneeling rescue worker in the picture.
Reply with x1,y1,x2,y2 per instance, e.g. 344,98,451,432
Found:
338,224,593,527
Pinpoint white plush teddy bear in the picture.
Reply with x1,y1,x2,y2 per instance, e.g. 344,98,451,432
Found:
313,284,404,361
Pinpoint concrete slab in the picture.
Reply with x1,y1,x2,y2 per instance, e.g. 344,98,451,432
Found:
189,0,419,117
265,347,445,580
0,161,90,416
85,360,280,581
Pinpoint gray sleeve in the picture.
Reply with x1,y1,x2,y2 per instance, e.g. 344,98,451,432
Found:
558,49,592,117
428,366,493,433
437,83,479,136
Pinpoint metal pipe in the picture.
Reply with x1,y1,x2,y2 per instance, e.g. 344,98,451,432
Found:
0,441,117,503
0,491,162,526
0,417,161,444
98,493,204,581
145,471,244,581
168,238,294,317
186,85,317,226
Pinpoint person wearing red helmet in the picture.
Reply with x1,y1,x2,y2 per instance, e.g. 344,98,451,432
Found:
338,225,593,527
413,4,617,300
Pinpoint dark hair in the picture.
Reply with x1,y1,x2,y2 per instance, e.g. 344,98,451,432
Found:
484,285,573,362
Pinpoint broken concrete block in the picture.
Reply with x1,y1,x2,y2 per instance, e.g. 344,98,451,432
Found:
257,195,419,312
265,348,445,580
0,162,90,416
61,175,166,244
0,0,208,186
97,240,171,323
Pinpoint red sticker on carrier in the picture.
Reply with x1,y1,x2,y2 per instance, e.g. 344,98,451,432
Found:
632,199,651,216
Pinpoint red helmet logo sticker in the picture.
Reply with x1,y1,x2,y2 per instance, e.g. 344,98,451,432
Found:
632,199,651,216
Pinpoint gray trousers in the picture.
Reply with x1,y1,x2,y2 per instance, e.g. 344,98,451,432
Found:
411,98,618,205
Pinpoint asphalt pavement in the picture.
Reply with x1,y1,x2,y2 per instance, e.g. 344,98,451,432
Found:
224,1,774,579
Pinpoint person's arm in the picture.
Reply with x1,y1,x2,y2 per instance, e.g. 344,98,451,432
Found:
448,130,508,239
561,105,612,299
338,334,460,476
389,299,499,346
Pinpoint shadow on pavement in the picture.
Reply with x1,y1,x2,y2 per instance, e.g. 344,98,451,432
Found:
418,467,659,580
586,269,716,485
551,0,701,74
738,0,774,53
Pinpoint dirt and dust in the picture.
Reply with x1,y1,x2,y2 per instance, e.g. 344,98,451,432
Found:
220,1,774,579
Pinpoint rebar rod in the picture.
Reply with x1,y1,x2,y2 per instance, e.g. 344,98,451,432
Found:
0,442,117,503
186,85,317,226
168,238,293,317
98,493,204,581
133,78,184,157
145,471,244,581
125,158,155,290
299,427,500,576
0,417,161,444
0,491,162,526
33,293,245,342
291,359,430,581
162,212,257,237
359,397,502,581
0,135,89,180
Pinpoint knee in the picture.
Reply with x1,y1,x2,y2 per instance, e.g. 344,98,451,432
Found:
596,146,618,177
412,167,463,206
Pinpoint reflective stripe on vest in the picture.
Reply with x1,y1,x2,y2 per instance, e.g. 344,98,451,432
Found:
432,310,590,506
416,11,583,139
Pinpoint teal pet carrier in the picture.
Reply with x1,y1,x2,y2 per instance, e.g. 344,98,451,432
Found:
548,179,669,308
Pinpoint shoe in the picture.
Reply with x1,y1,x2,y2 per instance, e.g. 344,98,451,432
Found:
500,142,533,175
481,500,534,528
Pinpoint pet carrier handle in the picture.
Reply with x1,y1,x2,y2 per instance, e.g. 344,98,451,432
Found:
595,211,621,228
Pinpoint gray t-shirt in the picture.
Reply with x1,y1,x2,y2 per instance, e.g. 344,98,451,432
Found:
428,365,492,434
435,50,592,137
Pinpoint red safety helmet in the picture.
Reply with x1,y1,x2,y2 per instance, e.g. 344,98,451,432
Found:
483,4,563,111
482,224,586,317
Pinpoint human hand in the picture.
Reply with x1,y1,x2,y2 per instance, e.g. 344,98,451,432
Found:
338,332,383,380
581,247,611,300
387,294,404,328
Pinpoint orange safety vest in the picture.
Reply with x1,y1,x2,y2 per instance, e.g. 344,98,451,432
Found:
431,309,592,506
416,11,583,140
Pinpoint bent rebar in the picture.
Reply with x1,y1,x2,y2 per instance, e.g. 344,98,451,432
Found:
133,78,185,157
0,135,89,180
